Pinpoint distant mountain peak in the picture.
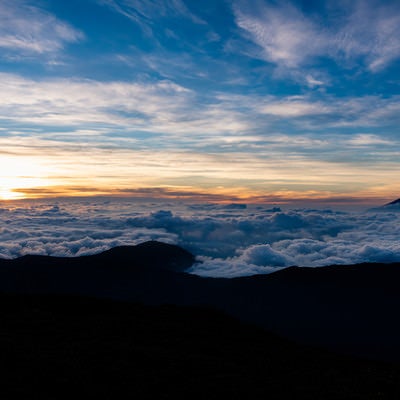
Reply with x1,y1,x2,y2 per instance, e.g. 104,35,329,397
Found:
384,198,400,206
368,198,400,212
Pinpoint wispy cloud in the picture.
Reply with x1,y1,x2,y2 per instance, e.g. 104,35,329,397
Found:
216,92,400,130
259,97,330,117
0,73,195,130
102,0,204,22
1,73,399,146
0,73,255,138
0,0,84,59
347,134,394,146
334,0,400,72
99,0,205,36
233,0,400,74
233,1,327,68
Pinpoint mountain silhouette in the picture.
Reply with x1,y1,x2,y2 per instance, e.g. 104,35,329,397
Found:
91,240,195,272
1,241,400,362
368,198,400,211
384,198,400,206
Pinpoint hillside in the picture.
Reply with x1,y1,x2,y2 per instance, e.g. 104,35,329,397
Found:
1,241,400,362
1,293,400,399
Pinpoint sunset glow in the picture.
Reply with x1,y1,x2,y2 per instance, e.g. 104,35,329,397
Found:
0,157,51,200
0,0,399,205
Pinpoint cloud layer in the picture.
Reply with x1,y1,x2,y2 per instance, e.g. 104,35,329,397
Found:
1,199,400,277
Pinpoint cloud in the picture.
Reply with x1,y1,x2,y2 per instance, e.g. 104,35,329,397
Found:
233,1,326,68
0,0,84,58
100,0,204,23
347,134,394,146
0,73,251,135
305,75,325,87
1,73,399,142
187,257,284,278
259,98,330,118
0,72,399,201
335,0,400,72
2,131,399,203
232,0,400,73
0,200,179,258
240,244,292,267
216,92,400,129
1,199,400,277
99,0,205,37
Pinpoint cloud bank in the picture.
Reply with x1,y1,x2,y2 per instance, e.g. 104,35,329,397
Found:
1,199,400,277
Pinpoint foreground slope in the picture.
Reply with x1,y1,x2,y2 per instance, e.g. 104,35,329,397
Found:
1,293,400,399
1,241,400,361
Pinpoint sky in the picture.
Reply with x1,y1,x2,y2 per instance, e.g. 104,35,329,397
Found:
1,0,400,205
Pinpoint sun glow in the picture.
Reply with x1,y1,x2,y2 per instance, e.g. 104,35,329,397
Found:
0,157,51,200
0,184,21,200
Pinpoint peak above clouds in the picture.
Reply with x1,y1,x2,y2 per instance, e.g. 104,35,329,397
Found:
385,198,400,206
368,197,400,211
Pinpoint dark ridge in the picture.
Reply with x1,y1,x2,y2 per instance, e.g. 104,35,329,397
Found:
92,240,195,272
1,240,195,272
1,293,400,399
1,242,400,363
384,198,400,206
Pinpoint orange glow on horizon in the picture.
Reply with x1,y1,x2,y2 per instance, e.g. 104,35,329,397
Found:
0,182,395,208
2,140,399,206
1,152,399,206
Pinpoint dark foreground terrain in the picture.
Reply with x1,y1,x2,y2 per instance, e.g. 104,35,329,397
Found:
1,241,400,398
1,293,400,399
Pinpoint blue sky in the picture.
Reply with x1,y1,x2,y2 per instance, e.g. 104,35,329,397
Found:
0,0,400,204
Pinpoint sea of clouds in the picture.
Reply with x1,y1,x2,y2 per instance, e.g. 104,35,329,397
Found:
0,198,399,277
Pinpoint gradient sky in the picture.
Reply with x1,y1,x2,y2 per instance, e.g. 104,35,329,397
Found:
1,0,399,204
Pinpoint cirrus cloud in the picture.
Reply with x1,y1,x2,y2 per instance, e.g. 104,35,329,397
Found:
233,0,400,73
0,0,84,59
